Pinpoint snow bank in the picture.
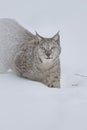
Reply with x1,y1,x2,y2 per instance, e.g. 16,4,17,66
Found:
0,72,87,130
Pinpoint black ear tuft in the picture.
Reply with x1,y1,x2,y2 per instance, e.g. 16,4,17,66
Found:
36,32,44,42
52,31,60,44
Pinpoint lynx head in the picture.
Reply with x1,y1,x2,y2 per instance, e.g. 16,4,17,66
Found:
36,32,61,64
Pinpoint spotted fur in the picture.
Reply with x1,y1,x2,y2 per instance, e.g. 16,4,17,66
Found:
0,18,61,88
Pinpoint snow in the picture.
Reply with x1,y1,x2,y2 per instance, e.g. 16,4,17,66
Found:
0,0,87,129
0,69,87,130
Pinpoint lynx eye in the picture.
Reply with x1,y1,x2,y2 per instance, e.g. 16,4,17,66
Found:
40,47,45,50
51,47,56,50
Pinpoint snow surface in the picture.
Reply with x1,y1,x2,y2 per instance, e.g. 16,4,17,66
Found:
0,0,87,130
1,70,87,130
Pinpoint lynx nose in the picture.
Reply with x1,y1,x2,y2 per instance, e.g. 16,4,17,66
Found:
45,50,52,57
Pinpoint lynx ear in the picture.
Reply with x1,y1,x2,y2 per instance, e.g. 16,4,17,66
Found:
36,32,44,42
52,31,60,43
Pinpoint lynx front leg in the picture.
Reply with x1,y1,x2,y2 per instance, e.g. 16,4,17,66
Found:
45,61,61,88
46,72,60,88
48,76,60,88
49,82,60,88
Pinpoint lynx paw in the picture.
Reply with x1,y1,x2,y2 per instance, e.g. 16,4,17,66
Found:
48,83,60,88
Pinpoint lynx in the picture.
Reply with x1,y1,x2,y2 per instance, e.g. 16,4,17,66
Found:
0,18,61,88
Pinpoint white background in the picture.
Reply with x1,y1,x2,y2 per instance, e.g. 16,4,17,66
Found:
0,0,87,68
